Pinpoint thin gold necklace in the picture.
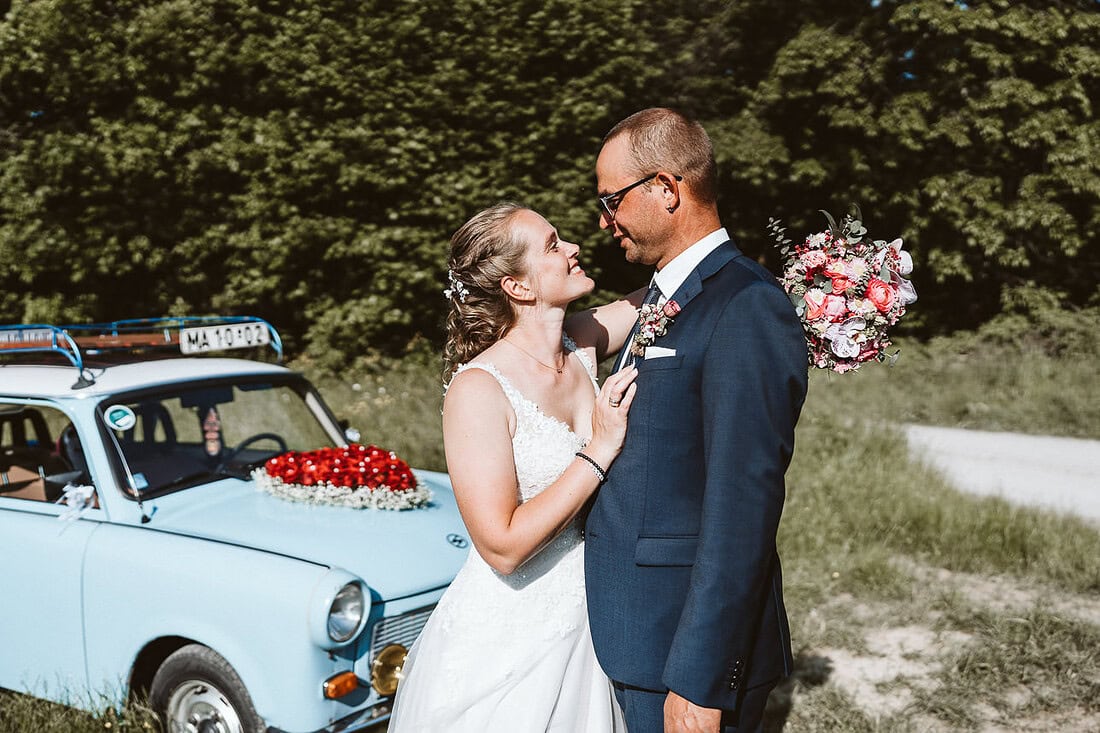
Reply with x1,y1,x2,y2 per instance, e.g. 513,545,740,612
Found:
502,338,565,374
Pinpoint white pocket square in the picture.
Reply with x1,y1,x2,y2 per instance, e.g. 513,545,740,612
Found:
644,346,677,359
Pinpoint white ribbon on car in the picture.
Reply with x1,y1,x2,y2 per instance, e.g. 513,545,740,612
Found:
56,483,96,521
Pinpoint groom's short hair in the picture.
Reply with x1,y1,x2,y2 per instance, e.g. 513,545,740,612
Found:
604,108,718,206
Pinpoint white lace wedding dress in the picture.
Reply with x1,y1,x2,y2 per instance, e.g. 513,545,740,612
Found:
388,345,625,733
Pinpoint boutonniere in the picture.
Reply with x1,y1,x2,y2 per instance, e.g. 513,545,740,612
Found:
630,300,681,356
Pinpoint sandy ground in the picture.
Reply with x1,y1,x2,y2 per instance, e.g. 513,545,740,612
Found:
903,424,1100,524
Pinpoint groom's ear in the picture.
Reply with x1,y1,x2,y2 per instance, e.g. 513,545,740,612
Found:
656,171,681,212
500,275,535,303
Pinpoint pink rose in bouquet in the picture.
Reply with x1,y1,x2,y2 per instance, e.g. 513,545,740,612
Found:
822,294,849,321
800,249,828,269
865,279,896,313
831,278,852,295
803,289,828,320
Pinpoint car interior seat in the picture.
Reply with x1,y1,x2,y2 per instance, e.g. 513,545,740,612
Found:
0,407,67,501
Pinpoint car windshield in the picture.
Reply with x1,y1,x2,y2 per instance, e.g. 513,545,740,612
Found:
103,377,342,496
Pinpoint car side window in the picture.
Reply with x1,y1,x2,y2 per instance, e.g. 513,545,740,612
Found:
0,402,95,504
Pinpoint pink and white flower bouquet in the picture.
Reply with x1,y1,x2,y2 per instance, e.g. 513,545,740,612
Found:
769,208,917,373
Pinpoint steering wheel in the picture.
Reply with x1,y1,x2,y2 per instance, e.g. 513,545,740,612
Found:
219,433,288,467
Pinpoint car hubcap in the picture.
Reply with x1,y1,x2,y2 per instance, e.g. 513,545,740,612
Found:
166,681,243,733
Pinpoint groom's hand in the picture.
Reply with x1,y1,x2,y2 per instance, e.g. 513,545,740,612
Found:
664,690,721,733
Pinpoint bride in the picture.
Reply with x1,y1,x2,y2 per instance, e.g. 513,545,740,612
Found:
388,203,644,732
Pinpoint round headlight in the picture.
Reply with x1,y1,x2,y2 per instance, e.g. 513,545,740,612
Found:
327,582,365,643
371,644,408,696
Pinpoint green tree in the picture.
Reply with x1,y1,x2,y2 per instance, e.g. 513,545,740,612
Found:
2,0,1096,365
0,0,661,364
675,0,1099,331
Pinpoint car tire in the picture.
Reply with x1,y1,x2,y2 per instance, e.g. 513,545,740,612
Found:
149,644,265,733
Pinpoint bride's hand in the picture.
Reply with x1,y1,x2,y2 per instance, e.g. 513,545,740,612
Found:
585,366,638,469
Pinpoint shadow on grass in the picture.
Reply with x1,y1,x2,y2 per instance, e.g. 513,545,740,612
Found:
764,651,835,732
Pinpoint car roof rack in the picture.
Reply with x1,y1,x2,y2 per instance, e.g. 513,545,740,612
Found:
0,316,283,375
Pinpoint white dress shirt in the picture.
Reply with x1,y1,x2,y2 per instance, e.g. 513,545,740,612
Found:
652,228,730,302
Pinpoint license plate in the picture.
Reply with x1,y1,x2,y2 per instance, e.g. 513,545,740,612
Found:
180,323,270,354
0,329,53,344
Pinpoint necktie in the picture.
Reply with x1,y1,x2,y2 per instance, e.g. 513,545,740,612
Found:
615,281,662,371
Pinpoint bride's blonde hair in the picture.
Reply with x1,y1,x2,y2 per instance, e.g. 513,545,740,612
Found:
443,202,531,378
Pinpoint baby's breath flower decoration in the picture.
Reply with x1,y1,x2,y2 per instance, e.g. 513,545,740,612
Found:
443,269,470,303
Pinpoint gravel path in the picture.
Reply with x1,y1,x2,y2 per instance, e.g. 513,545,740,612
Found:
903,424,1100,524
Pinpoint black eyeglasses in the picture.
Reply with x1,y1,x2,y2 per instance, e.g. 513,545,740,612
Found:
598,172,683,220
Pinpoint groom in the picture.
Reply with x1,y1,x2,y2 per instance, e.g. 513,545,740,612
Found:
585,108,808,732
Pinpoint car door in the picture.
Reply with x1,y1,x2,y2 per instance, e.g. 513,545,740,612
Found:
0,400,103,704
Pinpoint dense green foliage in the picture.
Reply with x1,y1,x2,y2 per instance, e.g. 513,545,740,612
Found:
1,0,1097,364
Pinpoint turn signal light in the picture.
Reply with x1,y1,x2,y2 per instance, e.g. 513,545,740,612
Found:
323,671,361,699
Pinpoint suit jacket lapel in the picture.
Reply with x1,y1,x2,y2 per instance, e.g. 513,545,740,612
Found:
666,240,743,311
613,241,744,369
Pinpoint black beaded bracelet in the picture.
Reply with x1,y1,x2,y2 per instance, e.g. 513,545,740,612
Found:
574,451,607,482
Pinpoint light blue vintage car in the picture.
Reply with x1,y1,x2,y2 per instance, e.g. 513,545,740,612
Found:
0,317,468,732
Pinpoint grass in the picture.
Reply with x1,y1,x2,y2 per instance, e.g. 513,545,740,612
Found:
923,606,1100,725
824,306,1100,440
305,352,448,472
0,692,157,733
812,335,1100,440
7,314,1098,729
774,377,1100,729
782,406,1100,595
307,315,1100,729
769,312,1100,727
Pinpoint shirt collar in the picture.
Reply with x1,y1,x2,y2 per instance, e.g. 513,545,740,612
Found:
652,228,729,299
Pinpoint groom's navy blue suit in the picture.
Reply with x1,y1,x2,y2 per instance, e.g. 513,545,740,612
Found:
585,240,808,729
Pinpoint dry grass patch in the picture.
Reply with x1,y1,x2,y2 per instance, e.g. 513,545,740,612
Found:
776,558,1100,731
900,559,1100,629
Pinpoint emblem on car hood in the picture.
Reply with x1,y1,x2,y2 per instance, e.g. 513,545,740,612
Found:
446,533,469,549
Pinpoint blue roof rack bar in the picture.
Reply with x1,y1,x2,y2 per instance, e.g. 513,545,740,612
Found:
0,316,283,369
73,316,284,362
0,324,84,369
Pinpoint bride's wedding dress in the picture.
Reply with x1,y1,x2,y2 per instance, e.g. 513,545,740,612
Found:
389,344,625,732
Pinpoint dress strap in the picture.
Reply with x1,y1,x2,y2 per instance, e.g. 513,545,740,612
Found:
448,362,533,420
562,333,599,392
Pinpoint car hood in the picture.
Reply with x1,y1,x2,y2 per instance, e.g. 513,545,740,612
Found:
145,470,470,601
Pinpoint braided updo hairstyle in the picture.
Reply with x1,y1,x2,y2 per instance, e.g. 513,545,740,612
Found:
443,202,532,378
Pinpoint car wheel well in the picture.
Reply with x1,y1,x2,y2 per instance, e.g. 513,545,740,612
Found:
128,636,195,699
149,643,265,733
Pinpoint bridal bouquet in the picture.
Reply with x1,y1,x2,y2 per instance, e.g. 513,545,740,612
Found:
252,443,432,510
769,208,917,373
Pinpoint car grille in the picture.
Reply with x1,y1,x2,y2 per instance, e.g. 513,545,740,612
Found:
370,605,435,656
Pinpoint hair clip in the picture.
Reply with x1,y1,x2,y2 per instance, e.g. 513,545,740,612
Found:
443,269,470,303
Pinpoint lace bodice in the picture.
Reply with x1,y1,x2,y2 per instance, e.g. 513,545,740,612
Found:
432,336,599,638
449,337,598,503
